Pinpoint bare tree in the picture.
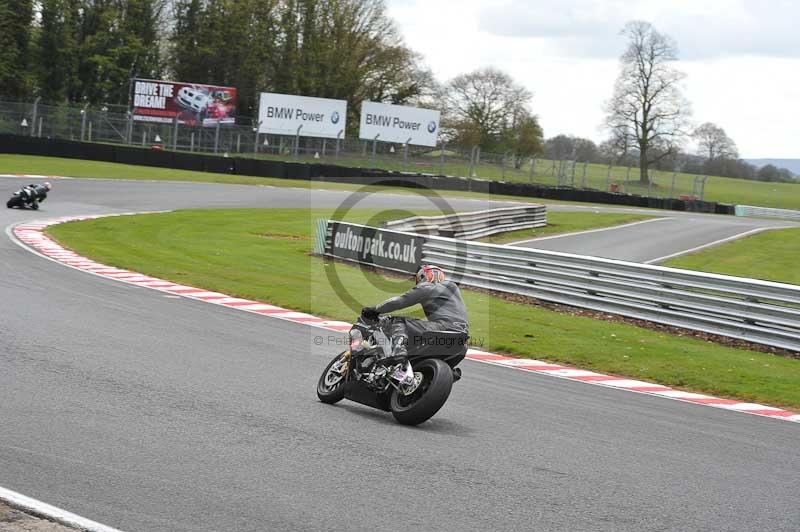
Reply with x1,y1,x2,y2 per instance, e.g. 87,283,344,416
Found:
692,122,738,160
443,67,533,150
605,21,690,183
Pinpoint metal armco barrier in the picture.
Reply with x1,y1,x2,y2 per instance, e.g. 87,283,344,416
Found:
735,204,800,221
320,220,800,352
383,205,546,239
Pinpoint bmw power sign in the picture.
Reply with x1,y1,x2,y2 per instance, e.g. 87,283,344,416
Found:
258,92,348,138
359,101,441,147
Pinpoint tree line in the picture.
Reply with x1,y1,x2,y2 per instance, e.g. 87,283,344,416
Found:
0,3,793,182
0,0,543,159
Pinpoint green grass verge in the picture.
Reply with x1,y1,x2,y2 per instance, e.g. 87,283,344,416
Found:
47,208,800,410
5,152,800,210
220,150,800,210
665,228,800,285
0,154,594,207
481,212,655,244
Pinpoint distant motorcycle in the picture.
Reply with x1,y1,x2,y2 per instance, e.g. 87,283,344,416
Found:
317,315,468,425
7,183,50,210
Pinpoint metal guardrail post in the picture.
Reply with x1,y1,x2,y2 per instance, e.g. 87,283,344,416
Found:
173,117,179,150
214,122,220,153
335,129,343,159
403,137,411,171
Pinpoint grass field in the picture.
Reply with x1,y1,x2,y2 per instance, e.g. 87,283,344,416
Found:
48,209,800,410
0,154,599,207
242,150,800,210
4,151,800,210
666,228,800,285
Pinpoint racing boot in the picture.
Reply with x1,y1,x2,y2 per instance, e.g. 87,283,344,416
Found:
383,334,408,363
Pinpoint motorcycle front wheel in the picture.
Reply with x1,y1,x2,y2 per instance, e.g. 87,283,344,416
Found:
317,352,348,404
390,358,453,426
6,196,21,208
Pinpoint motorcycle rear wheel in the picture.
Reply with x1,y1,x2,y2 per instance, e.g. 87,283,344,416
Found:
317,352,348,404
6,196,21,208
390,358,453,426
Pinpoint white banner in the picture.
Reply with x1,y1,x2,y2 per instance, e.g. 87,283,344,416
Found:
359,101,440,147
258,92,347,138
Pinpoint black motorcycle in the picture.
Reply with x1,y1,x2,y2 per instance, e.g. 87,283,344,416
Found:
317,315,468,425
7,186,42,209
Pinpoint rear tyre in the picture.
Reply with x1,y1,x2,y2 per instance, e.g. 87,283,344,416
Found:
317,352,348,404
6,196,21,208
390,358,453,426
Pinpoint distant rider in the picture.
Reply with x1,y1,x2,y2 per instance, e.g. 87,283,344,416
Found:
21,182,51,209
361,265,469,363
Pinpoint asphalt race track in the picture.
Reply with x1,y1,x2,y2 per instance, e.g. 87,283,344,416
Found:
1,176,799,531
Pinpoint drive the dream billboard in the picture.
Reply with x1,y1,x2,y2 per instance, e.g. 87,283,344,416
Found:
359,101,440,147
131,78,237,127
258,93,347,138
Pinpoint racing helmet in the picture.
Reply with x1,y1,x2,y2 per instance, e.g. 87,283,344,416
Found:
43,182,52,191
415,265,446,284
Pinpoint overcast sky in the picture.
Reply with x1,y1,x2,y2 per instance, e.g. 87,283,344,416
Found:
387,0,799,158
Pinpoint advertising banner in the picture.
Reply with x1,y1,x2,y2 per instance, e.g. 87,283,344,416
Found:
325,221,423,273
131,78,237,127
258,93,347,138
359,101,440,147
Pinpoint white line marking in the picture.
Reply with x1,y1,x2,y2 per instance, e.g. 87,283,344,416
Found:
644,227,780,264
508,217,672,245
0,486,124,532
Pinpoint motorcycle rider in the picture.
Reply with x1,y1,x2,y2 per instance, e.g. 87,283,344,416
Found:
20,182,51,209
361,265,469,368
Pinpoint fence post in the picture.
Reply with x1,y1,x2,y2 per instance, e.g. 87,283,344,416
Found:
173,117,179,150
214,122,221,153
37,116,43,137
80,104,89,141
236,133,241,153
190,132,195,152
582,161,588,188
336,130,343,159
30,97,40,137
141,129,146,146
529,156,536,182
439,142,447,176
468,145,476,177
88,121,92,141
648,170,653,196
502,152,508,180
294,125,303,158
626,164,632,184
126,112,133,144
403,137,411,172
372,134,380,164
670,172,677,198
570,159,577,186
606,163,612,191
253,122,261,154
322,138,327,157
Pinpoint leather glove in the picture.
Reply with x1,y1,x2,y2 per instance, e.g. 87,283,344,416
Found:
361,306,379,320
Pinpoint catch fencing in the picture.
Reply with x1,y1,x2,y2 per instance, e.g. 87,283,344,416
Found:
0,98,710,201
382,205,546,239
320,220,800,352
